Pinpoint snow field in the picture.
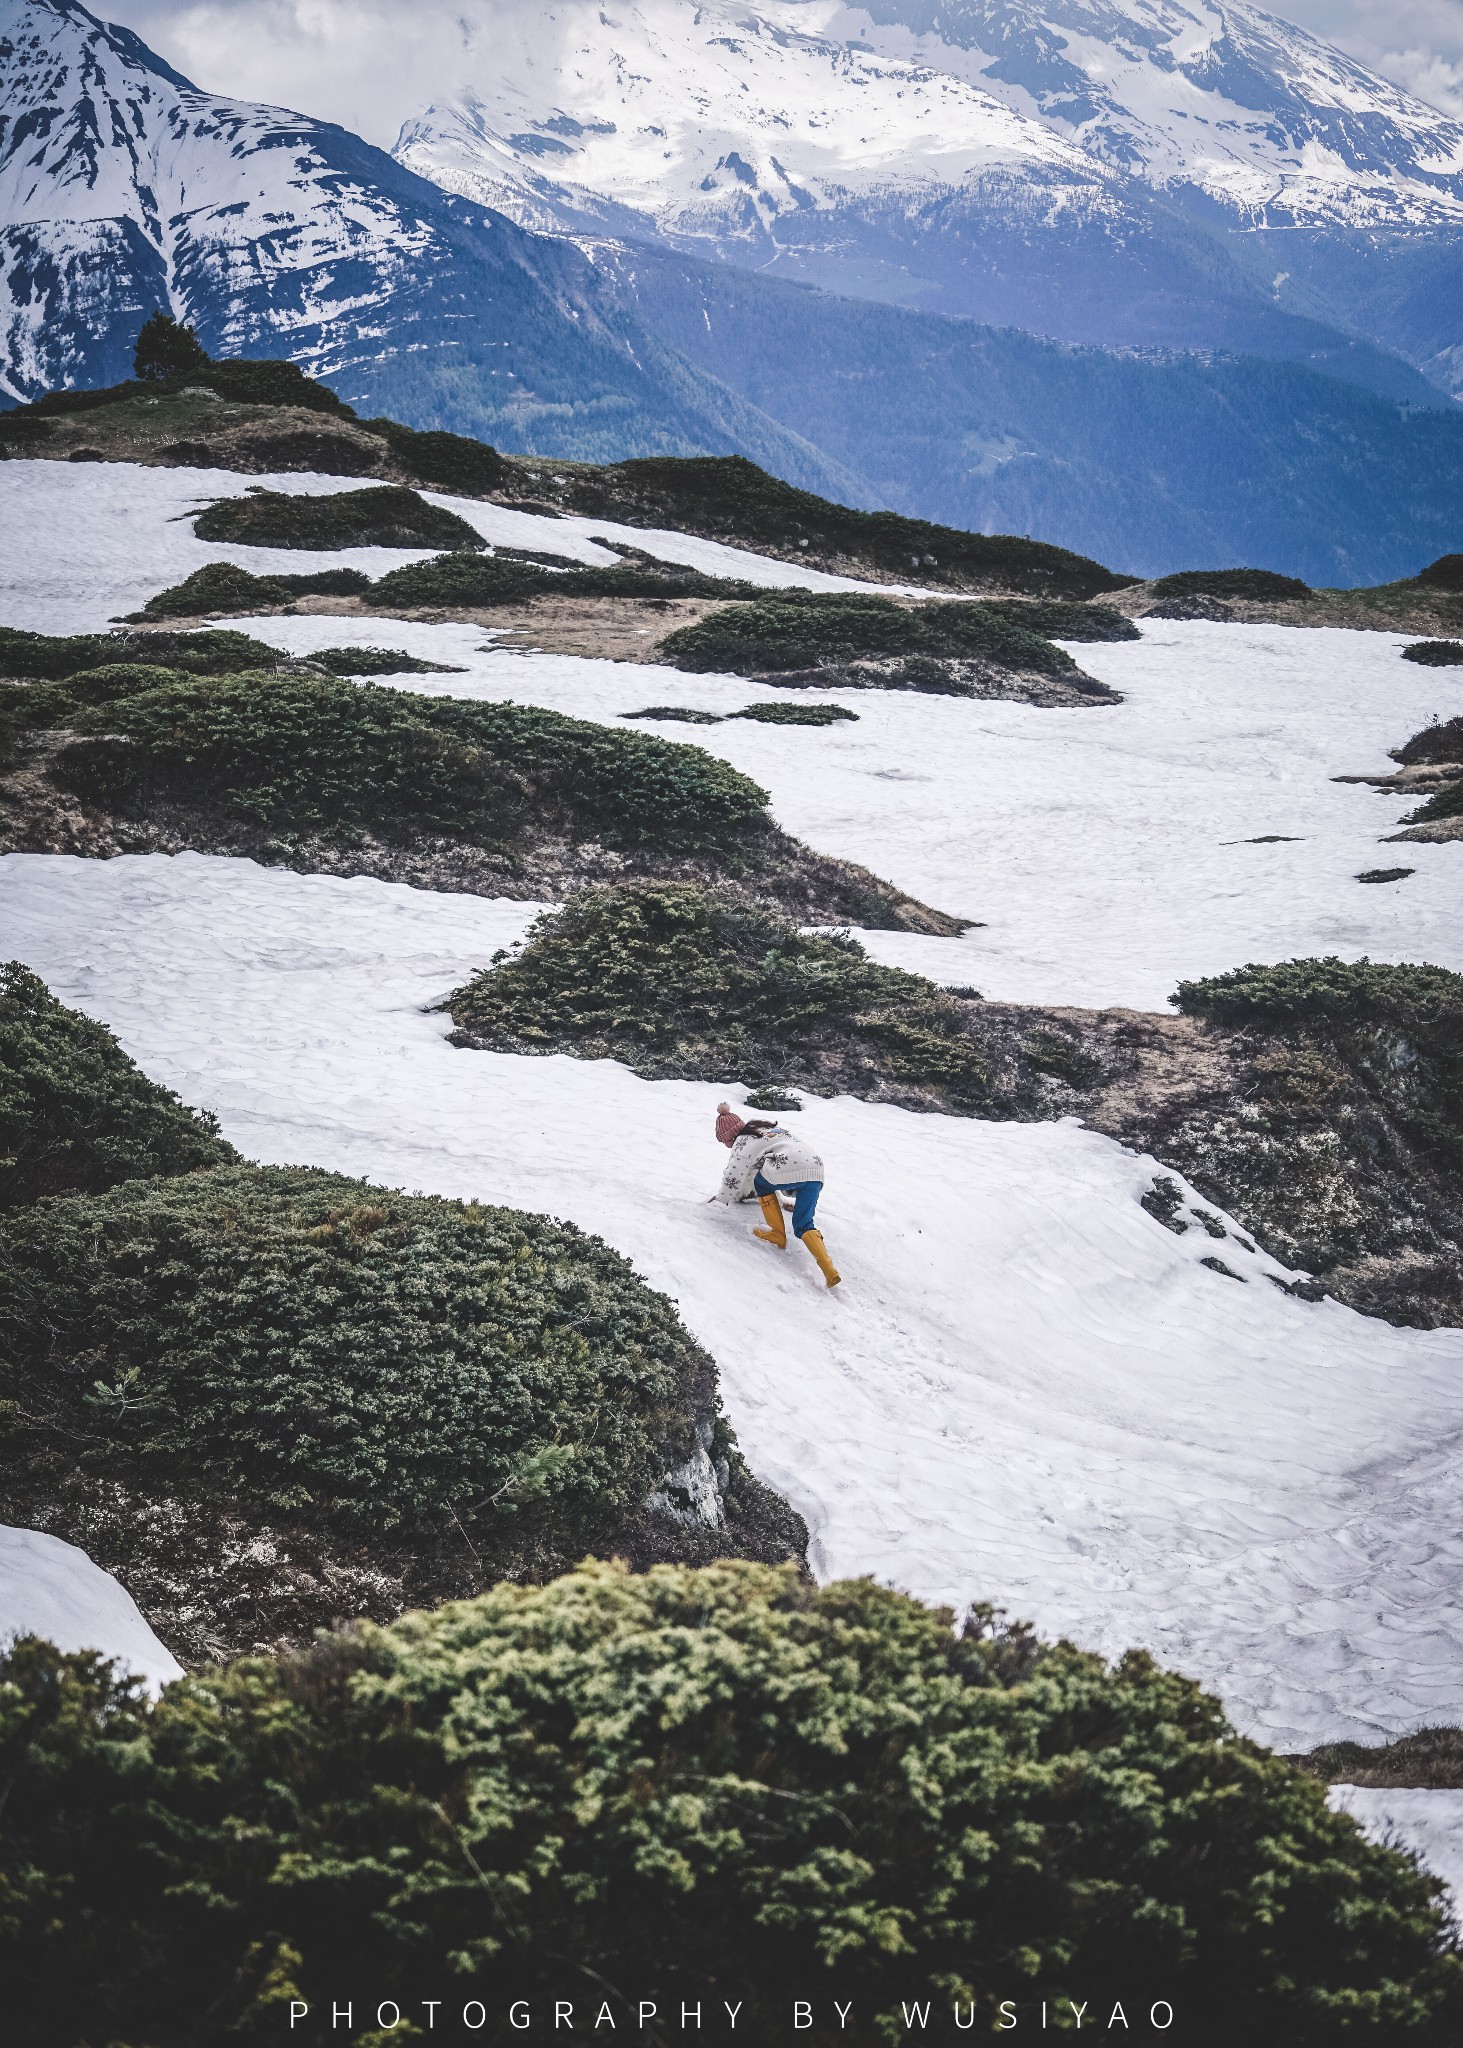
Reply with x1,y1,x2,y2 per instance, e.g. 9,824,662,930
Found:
0,1526,183,1693
7,849,1463,1758
234,605,1463,1012
0,459,904,638
1329,1787,1463,1911
5,460,1463,1883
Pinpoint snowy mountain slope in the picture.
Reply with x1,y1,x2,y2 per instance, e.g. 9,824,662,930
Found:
4,457,1461,990
0,1525,182,1691
9,845,1463,1758
395,0,1463,237
393,0,1463,392
850,0,1463,222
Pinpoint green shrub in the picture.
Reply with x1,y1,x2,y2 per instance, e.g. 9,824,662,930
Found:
1150,568,1311,600
0,623,285,679
0,1164,711,1543
552,453,1132,596
1408,777,1463,825
1395,716,1463,765
133,311,208,383
135,561,373,619
367,549,766,610
0,962,234,1207
1,1563,1457,2047
57,670,768,853
730,700,859,724
358,417,505,494
1417,554,1463,591
448,882,988,1103
25,358,353,417
1175,958,1463,1033
193,487,486,553
1174,959,1463,1174
622,704,723,723
976,598,1141,641
743,1085,803,1110
303,645,463,676
1401,640,1463,666
659,592,1074,677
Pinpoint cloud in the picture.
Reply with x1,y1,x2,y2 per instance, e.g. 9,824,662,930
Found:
1271,0,1463,114
95,1,536,145
97,0,1463,138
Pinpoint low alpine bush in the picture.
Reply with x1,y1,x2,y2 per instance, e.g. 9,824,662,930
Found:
357,417,506,494
448,882,989,1103
53,670,769,854
1401,640,1463,666
729,700,859,724
0,623,285,678
1416,554,1463,591
193,487,486,553
976,597,1141,641
0,962,234,1207
0,1164,709,1543
1394,716,1463,765
658,592,1075,677
549,452,1132,596
134,561,372,618
366,550,765,611
0,1561,1457,2045
1174,958,1463,1173
1150,568,1311,601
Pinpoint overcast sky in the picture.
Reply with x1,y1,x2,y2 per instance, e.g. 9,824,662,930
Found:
98,0,1463,139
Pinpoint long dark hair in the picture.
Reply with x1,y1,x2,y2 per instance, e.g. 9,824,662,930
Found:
739,1120,779,1137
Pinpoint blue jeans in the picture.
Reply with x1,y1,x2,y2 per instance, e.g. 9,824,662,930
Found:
754,1174,822,1238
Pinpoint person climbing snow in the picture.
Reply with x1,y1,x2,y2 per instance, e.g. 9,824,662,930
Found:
713,1101,841,1288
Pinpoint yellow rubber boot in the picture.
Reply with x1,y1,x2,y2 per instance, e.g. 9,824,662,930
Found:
801,1228,841,1288
753,1194,787,1248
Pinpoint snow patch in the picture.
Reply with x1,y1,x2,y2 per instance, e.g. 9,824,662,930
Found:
0,1525,183,1694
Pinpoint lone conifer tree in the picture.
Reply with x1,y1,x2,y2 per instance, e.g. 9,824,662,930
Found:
133,311,209,382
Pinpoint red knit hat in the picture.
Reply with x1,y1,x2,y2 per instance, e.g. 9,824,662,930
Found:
716,1108,747,1148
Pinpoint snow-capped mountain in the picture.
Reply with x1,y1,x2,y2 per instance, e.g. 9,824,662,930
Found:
394,0,1463,394
4,0,1462,580
0,0,855,490
0,0,443,395
397,0,1463,236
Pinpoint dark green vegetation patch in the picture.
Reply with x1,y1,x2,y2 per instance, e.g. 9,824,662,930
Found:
21,354,352,417
544,453,1133,597
1294,1725,1463,1792
623,704,723,724
0,623,285,679
365,549,768,611
448,883,990,1108
193,486,486,553
976,597,1141,642
1174,959,1463,1178
355,416,505,495
1395,717,1463,765
44,670,767,854
303,645,463,677
1150,568,1312,601
133,561,372,618
0,1164,711,1545
0,986,803,1662
730,700,859,725
1417,554,1463,592
658,592,1076,679
2,1562,1458,2047
1401,639,1463,666
0,961,234,1208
